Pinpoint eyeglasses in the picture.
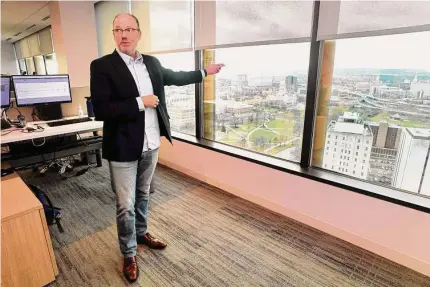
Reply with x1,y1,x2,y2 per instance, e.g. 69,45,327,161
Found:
112,28,140,35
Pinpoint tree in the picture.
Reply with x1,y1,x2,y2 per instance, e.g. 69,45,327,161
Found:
240,136,247,147
255,111,262,127
279,134,287,146
292,109,301,122
292,109,303,136
249,114,255,124
253,136,268,148
232,116,239,128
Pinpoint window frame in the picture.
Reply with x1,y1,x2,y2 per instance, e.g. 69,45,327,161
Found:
173,1,430,213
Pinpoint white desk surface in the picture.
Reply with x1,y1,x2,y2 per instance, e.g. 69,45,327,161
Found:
1,117,103,145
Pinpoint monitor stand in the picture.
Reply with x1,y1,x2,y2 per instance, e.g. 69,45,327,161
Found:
35,104,63,121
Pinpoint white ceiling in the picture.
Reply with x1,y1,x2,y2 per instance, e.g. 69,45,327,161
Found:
1,1,51,43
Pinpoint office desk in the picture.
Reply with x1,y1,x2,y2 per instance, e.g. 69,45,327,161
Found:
1,118,104,168
1,163,58,286
1,118,103,145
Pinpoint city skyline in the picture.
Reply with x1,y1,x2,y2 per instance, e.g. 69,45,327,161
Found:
157,30,430,198
163,63,429,197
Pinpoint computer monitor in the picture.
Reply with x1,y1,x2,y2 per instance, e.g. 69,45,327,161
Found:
1,76,11,108
12,75,72,107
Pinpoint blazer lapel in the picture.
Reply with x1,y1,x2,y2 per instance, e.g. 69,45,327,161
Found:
110,50,140,98
142,55,160,96
142,54,169,120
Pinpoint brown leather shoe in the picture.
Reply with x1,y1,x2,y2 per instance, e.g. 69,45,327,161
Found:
123,256,139,283
137,232,167,249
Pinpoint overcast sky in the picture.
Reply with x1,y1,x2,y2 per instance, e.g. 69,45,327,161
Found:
157,30,429,78
152,1,429,77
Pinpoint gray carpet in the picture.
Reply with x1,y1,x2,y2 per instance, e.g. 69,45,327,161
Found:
18,162,430,287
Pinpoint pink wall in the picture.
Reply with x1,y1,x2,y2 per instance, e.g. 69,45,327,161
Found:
159,138,430,277
49,1,98,88
49,2,68,75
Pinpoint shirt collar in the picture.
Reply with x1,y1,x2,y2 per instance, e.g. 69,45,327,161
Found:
116,49,143,65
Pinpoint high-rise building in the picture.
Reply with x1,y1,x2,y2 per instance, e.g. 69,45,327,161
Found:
368,122,402,149
410,82,430,99
367,122,402,185
377,74,394,86
322,112,373,180
285,75,298,92
371,85,404,99
392,128,430,195
275,79,297,106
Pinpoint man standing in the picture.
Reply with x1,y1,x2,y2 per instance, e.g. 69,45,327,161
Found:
90,13,223,283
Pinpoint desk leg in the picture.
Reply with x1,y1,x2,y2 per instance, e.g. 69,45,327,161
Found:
93,131,102,167
95,150,102,167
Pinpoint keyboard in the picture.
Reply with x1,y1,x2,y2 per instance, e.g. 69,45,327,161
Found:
47,117,92,127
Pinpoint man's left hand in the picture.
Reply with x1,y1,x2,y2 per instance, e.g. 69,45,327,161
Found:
205,63,225,75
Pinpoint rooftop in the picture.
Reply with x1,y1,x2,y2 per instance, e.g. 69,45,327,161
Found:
341,112,360,121
406,128,430,140
367,121,401,129
329,121,372,136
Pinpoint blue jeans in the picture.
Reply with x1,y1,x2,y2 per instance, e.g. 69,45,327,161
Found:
108,148,159,258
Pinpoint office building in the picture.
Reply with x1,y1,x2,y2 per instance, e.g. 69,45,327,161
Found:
369,122,402,149
323,112,373,179
225,102,253,115
377,74,395,85
165,91,195,132
272,79,297,106
372,85,404,99
355,82,370,92
410,82,430,99
392,128,430,195
297,86,307,102
168,104,195,131
285,75,298,92
367,122,402,185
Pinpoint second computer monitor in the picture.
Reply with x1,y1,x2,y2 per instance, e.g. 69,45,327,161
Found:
1,76,11,108
12,75,72,107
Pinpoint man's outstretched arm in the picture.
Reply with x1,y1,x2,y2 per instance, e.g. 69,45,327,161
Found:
158,58,225,86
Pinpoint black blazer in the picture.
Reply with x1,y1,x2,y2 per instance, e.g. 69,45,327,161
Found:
90,50,203,162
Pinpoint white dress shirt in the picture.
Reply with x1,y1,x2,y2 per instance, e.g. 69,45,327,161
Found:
117,49,206,152
117,49,160,152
